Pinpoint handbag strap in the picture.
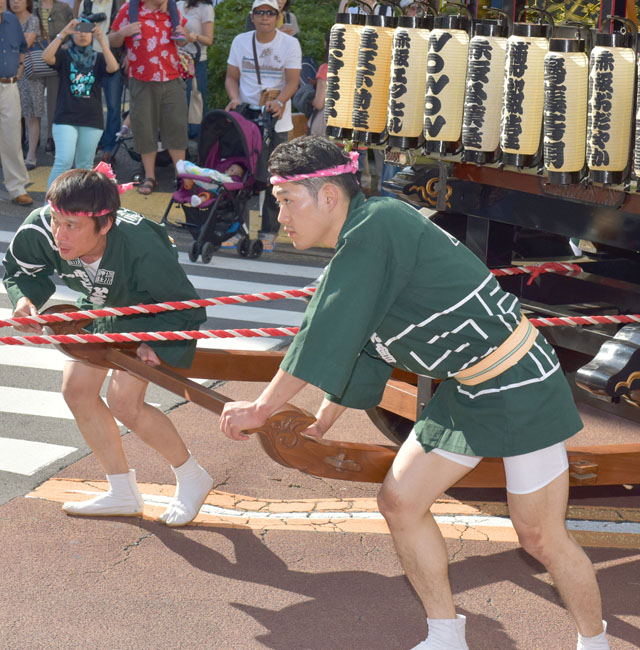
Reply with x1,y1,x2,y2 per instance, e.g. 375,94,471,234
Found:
252,33,262,86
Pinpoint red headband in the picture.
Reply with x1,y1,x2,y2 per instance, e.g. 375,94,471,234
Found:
48,162,135,217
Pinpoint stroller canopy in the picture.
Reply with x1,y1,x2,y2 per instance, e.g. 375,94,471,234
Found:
198,109,263,178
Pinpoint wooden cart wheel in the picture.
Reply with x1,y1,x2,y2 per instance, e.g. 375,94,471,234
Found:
365,406,413,445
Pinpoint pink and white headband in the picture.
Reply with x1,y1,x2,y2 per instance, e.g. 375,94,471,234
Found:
48,162,135,217
270,151,360,185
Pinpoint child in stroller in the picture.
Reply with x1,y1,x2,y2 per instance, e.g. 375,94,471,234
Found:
161,107,273,263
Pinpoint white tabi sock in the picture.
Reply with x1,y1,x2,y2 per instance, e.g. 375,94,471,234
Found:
159,454,213,526
411,615,470,650
62,469,144,516
577,621,610,650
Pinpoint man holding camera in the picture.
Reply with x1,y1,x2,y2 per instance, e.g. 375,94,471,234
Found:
224,0,301,251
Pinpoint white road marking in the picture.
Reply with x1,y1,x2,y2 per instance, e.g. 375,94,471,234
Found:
41,489,640,536
0,437,77,476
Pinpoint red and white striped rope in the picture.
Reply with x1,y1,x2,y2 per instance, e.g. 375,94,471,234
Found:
0,288,316,329
0,262,581,329
491,261,582,283
0,326,301,346
531,314,640,327
3,311,640,346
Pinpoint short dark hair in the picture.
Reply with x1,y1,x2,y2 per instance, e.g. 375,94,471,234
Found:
268,136,360,200
46,168,120,232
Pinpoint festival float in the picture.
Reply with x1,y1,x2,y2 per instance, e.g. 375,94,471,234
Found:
4,0,640,489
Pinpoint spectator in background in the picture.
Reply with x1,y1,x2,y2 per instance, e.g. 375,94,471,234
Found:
9,0,45,170
0,0,33,205
78,0,125,164
109,0,189,195
244,0,298,36
308,30,329,135
34,0,73,153
43,17,118,189
225,0,301,251
177,0,213,139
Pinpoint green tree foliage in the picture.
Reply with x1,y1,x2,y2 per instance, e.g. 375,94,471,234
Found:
206,0,337,110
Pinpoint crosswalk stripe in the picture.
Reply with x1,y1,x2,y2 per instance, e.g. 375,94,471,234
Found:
0,344,68,371
0,437,77,476
0,386,76,420
176,250,325,279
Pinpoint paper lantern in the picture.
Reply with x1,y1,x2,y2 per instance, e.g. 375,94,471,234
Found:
587,30,635,185
423,14,471,155
543,34,589,184
352,14,397,144
387,14,433,149
462,19,509,164
325,13,366,140
500,18,551,168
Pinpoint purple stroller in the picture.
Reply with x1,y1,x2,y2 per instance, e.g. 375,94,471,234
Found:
161,108,270,262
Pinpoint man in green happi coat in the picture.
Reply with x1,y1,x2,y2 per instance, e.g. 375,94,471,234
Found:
3,168,213,527
220,137,609,650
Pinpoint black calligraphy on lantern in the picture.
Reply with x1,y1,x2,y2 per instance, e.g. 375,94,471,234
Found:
353,28,380,130
424,31,454,138
586,51,614,168
388,29,412,134
462,37,493,150
543,55,568,169
324,26,347,123
501,39,530,151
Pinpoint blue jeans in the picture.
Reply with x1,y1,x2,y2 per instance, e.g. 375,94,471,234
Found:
99,72,123,152
186,59,208,139
47,123,103,190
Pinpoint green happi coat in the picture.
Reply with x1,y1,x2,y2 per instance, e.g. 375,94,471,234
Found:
281,193,582,457
2,206,206,368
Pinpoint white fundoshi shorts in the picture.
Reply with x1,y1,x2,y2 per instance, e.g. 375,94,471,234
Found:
408,431,569,494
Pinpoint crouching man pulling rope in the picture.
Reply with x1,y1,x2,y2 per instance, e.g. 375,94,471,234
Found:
2,166,213,526
220,136,609,650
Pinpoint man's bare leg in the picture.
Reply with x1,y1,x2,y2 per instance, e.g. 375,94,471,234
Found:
107,369,213,526
61,360,128,474
378,437,473,648
508,473,608,644
106,369,189,467
61,360,144,516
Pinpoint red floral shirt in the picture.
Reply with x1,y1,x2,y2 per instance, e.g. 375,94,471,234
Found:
111,2,186,82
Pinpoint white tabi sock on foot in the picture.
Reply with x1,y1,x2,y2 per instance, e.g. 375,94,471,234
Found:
411,615,470,650
159,455,213,526
62,469,144,516
577,621,610,650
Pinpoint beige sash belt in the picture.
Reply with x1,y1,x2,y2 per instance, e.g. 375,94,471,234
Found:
455,316,538,386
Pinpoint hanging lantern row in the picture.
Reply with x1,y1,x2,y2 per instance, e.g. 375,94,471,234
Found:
324,5,640,186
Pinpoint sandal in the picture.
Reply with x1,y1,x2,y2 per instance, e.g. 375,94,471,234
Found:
137,177,157,195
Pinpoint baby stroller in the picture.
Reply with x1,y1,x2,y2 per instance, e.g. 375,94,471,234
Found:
161,106,275,263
